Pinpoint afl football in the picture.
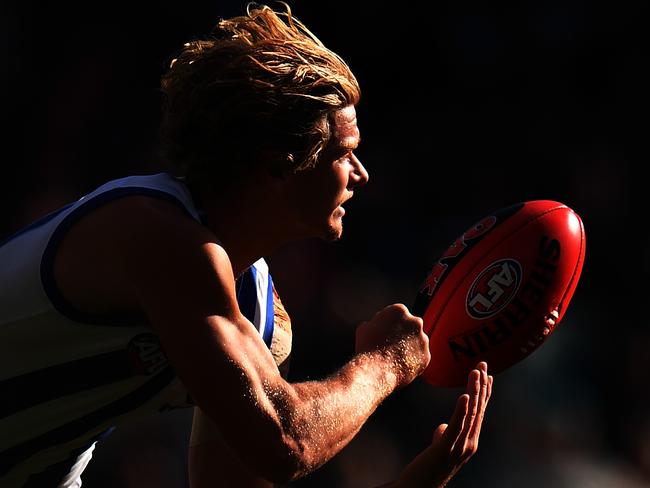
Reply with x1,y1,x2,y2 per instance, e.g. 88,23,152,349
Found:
413,200,586,387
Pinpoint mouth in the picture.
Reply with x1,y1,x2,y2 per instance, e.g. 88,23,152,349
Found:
340,192,353,208
334,193,353,217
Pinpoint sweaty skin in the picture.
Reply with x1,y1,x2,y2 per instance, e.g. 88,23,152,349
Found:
56,200,426,483
52,104,492,487
188,287,291,488
52,107,431,484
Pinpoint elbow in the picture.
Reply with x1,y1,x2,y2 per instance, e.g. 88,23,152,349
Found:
244,387,319,483
200,380,319,483
248,434,316,484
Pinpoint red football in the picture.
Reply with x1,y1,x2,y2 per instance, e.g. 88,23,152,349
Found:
413,200,586,387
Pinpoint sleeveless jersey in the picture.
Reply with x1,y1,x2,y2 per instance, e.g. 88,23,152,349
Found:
0,173,283,487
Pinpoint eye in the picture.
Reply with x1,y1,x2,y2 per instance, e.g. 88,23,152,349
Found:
336,151,353,164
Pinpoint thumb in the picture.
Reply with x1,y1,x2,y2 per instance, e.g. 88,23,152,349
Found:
433,423,448,442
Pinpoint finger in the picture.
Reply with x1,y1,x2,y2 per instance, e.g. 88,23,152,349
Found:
442,393,469,448
468,365,489,442
432,423,448,442
477,366,488,412
476,362,491,403
451,369,480,455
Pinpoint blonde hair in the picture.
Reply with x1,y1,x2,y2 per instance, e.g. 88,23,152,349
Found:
159,3,360,183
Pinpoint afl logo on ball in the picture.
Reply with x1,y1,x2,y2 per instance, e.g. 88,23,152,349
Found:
466,259,522,319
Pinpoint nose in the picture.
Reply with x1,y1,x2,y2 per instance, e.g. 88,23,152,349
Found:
349,152,369,188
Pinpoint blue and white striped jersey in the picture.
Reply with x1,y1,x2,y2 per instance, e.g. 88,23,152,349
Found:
0,173,279,487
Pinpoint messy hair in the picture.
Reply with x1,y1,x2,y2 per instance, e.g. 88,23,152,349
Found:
159,3,360,184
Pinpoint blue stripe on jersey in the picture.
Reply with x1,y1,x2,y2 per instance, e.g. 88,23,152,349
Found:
0,203,74,249
236,266,258,332
236,266,274,349
0,367,175,476
1,349,138,419
39,187,199,326
263,273,274,348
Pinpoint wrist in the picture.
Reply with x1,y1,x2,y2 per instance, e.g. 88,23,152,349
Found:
351,350,399,398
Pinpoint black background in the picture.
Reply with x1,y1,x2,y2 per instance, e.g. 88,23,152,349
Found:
2,1,647,486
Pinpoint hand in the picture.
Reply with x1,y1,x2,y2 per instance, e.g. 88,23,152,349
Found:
355,304,431,388
396,362,493,488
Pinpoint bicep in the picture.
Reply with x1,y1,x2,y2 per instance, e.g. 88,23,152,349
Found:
117,201,285,451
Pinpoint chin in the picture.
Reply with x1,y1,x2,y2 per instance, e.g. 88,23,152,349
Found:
323,220,344,241
324,228,343,242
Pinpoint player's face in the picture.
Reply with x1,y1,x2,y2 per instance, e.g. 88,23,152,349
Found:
287,105,368,241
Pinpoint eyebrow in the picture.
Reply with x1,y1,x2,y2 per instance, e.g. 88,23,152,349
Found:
338,136,361,151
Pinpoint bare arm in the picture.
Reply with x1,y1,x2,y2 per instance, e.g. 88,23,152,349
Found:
114,197,430,483
189,282,293,488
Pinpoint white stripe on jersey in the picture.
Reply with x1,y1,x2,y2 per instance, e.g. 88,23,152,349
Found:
251,258,272,342
0,173,276,486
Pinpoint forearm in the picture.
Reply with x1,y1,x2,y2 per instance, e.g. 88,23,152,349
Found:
267,351,398,479
161,304,423,484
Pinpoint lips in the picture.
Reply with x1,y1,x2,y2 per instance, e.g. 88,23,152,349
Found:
333,191,354,218
339,192,353,208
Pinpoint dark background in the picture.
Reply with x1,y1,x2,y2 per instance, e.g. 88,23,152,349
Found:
2,0,647,486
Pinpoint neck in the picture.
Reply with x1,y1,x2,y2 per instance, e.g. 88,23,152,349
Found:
188,178,295,278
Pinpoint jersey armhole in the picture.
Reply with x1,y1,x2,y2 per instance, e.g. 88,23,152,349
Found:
40,187,199,326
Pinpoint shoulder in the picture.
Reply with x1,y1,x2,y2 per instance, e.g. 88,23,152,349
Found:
53,194,233,316
104,196,233,285
104,194,208,237
78,194,218,251
112,197,238,319
57,193,222,264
